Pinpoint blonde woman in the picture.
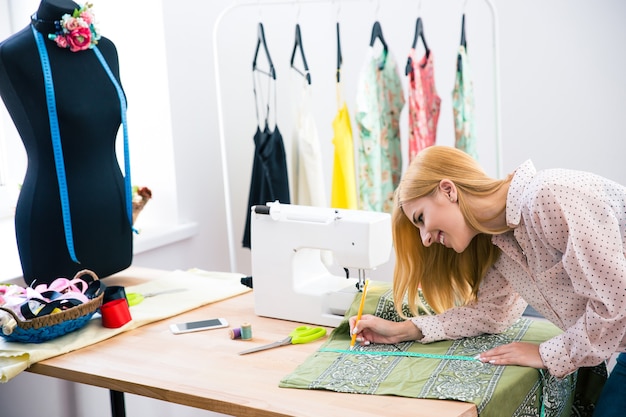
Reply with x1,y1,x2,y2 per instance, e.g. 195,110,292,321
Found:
349,146,625,416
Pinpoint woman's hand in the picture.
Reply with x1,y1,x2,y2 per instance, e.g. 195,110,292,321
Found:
477,342,546,369
348,314,422,346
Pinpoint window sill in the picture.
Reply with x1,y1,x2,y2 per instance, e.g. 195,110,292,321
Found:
133,222,198,254
0,219,198,281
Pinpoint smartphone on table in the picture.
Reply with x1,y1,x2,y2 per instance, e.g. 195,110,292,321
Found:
169,318,228,334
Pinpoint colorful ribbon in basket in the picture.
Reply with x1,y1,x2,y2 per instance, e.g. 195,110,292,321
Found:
0,270,105,342
0,273,104,322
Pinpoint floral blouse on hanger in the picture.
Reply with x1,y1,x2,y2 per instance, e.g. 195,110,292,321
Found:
355,48,405,213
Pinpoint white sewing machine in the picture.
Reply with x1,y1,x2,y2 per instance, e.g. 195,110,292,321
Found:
250,201,392,327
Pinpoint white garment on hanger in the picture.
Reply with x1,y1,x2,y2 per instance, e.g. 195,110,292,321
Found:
291,74,327,207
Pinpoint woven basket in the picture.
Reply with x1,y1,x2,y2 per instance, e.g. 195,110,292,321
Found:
0,269,104,344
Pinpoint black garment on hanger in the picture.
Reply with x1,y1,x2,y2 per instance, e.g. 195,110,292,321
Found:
242,42,290,248
242,124,290,249
290,23,311,84
405,17,430,75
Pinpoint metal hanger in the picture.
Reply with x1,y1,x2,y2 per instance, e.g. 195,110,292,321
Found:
336,22,343,82
252,22,276,79
460,13,467,48
290,23,311,84
369,21,388,70
405,17,430,75
335,1,343,82
458,14,468,71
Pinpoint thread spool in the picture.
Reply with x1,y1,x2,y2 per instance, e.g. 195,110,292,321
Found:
229,327,242,340
240,322,252,340
230,323,253,340
2,317,17,335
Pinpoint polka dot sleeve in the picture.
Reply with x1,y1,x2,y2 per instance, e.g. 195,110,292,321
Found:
410,266,528,343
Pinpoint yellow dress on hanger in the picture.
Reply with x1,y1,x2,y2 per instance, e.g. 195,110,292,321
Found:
331,82,357,209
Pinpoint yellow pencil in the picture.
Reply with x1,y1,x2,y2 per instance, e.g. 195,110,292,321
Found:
350,279,369,350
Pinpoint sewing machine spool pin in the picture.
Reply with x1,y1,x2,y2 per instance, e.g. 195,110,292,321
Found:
356,269,367,291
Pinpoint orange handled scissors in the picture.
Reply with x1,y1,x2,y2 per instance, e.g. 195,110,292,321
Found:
238,326,326,355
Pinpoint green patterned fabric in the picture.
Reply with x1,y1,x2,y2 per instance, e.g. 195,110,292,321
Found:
280,282,605,417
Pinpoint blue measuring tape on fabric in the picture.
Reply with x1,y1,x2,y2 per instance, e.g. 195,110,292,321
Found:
319,348,480,361
31,25,134,263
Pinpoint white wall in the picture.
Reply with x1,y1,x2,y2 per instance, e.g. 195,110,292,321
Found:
164,0,626,278
2,1,626,416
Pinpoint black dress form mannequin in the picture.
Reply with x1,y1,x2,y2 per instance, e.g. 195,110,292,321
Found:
0,0,132,285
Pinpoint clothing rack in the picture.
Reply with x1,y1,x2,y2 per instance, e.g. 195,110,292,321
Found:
212,0,502,273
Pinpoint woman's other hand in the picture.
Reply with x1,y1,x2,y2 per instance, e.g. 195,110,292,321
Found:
477,342,546,369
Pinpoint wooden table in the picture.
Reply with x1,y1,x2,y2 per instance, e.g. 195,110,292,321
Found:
27,268,477,417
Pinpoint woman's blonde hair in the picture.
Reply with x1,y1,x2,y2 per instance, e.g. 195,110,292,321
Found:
392,146,511,316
